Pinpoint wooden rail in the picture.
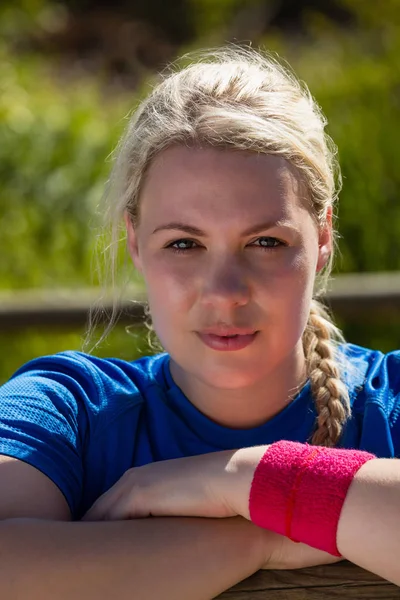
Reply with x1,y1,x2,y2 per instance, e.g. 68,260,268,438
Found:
219,561,400,599
0,272,400,330
2,276,400,596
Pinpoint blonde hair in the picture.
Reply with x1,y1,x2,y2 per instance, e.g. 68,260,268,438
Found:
95,45,351,447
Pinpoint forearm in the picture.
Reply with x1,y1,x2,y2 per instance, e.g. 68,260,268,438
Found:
337,458,400,586
0,516,265,600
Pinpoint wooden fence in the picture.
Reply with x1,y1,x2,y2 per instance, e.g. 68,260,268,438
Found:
1,271,400,330
1,274,400,594
219,561,400,598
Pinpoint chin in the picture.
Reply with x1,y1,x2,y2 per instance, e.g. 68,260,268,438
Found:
195,362,266,390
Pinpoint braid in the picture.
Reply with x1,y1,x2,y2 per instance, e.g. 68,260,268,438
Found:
303,299,351,447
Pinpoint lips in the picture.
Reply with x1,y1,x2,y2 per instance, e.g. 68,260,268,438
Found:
196,329,259,351
199,327,257,336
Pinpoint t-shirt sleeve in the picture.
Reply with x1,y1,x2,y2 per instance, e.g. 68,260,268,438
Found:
358,349,400,458
0,353,90,517
387,352,400,458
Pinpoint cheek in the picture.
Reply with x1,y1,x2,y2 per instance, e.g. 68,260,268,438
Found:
142,256,196,321
265,247,316,326
265,245,317,291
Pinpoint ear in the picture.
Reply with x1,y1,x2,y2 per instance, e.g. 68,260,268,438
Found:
316,206,333,273
124,211,143,273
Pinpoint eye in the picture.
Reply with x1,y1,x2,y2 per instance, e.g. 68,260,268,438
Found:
166,239,199,253
250,236,285,249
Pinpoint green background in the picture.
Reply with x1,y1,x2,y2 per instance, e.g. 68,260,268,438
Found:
1,0,400,381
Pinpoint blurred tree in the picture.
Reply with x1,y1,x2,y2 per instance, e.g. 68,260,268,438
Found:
62,0,195,44
0,0,363,84
1,0,400,379
0,45,131,288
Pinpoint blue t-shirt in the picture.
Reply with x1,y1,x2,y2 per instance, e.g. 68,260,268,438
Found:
0,343,399,519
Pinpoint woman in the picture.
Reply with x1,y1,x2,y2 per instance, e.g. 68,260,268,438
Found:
0,47,399,598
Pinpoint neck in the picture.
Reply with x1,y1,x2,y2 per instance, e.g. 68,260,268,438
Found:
169,343,308,429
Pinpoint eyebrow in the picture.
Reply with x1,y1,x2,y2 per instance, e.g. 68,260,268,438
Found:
152,220,294,236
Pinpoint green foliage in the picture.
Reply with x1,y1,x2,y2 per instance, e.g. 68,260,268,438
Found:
1,0,400,380
188,0,252,38
276,12,400,273
0,0,49,39
0,43,132,288
0,324,153,384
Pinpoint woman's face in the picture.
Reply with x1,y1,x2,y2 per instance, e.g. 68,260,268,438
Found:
126,145,331,389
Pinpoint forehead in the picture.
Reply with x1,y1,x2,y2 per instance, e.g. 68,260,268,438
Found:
138,145,309,229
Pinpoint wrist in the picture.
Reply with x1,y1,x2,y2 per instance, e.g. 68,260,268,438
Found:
248,441,375,556
238,517,274,571
226,446,269,519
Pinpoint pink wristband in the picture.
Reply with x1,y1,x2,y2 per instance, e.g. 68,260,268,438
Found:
248,440,376,556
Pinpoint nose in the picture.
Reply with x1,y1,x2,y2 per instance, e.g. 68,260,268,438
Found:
200,256,251,309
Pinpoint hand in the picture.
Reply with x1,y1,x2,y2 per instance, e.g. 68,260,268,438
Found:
260,529,344,571
83,447,267,521
83,449,344,572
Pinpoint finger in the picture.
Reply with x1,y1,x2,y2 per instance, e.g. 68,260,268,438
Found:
101,485,153,521
82,486,124,521
101,497,139,521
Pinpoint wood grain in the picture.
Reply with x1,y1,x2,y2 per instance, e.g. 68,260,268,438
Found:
217,561,400,599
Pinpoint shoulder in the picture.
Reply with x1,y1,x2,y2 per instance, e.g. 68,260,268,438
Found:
0,351,171,516
339,343,400,409
6,350,169,407
339,343,400,457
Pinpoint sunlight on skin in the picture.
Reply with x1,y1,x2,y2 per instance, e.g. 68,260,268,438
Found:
125,145,332,429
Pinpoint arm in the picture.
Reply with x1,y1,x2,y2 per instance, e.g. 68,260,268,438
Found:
237,448,400,585
0,517,266,600
84,446,400,586
337,458,400,585
0,457,266,600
